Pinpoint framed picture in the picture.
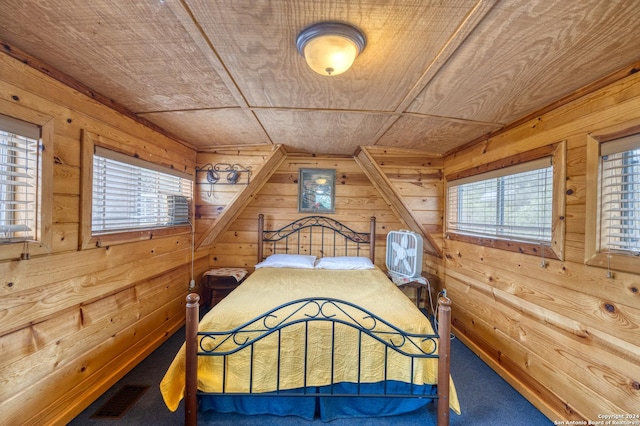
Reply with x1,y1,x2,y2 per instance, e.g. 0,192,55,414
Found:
298,168,336,213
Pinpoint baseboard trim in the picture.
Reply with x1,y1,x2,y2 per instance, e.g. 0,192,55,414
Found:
451,324,584,423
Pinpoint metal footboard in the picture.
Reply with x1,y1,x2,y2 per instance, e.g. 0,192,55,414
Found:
184,294,452,426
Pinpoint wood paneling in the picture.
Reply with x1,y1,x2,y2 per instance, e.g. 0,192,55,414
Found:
0,0,236,113
443,68,640,421
195,145,287,248
2,13,640,423
4,1,639,155
187,0,479,111
356,146,444,258
0,52,206,424
376,114,502,155
140,108,272,148
254,110,393,155
211,155,405,269
408,1,640,124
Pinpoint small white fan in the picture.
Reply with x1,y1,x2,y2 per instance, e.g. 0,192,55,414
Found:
385,230,423,278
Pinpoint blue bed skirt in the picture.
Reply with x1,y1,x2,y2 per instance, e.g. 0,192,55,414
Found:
199,381,437,422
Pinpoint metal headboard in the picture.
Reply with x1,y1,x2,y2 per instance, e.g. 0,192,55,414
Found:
257,214,376,263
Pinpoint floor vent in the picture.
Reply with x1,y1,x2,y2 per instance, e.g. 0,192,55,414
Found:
91,384,149,419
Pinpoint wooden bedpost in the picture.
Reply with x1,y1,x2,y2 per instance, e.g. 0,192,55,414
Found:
437,296,452,426
185,293,200,426
369,216,376,262
258,214,264,263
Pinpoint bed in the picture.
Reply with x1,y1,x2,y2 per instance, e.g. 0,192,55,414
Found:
160,215,460,425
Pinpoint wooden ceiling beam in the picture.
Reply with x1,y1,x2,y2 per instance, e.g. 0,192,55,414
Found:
354,146,442,258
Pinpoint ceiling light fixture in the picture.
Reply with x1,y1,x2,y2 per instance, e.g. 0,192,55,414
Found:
296,22,366,76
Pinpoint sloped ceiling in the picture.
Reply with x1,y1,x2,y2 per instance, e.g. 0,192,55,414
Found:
1,0,639,155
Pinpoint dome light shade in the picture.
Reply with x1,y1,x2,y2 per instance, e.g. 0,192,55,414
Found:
296,22,366,76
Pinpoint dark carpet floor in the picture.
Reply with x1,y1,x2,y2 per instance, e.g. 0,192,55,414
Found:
69,322,553,425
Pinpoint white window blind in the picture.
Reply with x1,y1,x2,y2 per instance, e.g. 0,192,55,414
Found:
0,115,40,243
599,134,640,255
92,146,192,234
447,157,553,244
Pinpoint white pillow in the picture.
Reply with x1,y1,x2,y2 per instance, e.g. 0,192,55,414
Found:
255,254,317,269
315,256,375,270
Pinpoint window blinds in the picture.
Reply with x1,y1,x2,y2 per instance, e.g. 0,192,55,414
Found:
599,135,640,255
0,115,40,243
92,147,192,233
447,157,553,243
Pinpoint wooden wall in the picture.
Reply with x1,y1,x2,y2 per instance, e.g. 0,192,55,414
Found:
3,35,639,425
209,155,405,268
197,150,446,307
443,70,640,421
0,53,208,424
364,147,445,277
201,68,640,423
194,146,282,247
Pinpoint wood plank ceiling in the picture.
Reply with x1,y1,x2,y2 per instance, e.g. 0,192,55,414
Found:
1,0,639,155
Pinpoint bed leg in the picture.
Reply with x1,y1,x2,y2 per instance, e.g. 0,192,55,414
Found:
437,296,451,426
258,214,264,263
369,216,376,262
185,293,200,426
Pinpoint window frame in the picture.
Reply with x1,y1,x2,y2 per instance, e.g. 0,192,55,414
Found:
586,128,640,274
445,142,566,260
80,130,193,249
0,108,53,261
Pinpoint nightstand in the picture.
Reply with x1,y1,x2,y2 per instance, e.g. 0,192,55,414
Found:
388,271,441,311
201,268,248,308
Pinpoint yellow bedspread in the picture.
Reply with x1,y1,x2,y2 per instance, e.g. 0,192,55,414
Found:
160,266,460,414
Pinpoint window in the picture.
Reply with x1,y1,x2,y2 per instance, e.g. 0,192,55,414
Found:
91,146,192,235
599,135,640,255
445,143,565,260
447,158,553,243
0,114,41,244
585,131,640,275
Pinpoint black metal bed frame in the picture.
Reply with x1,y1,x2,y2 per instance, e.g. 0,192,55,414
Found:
184,215,452,426
257,214,376,262
196,297,439,396
185,293,452,425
